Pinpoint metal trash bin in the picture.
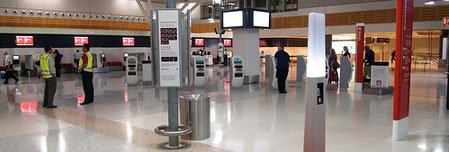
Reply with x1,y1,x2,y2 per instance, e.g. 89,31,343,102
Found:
179,94,210,140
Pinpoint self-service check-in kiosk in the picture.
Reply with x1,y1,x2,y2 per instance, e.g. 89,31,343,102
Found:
193,56,206,86
339,56,353,89
126,56,138,85
231,56,244,87
123,53,129,71
12,55,21,75
296,55,307,82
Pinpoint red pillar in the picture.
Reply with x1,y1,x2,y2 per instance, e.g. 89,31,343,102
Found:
355,23,365,91
393,0,413,141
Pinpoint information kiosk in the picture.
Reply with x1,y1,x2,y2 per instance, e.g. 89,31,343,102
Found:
193,56,206,86
126,56,138,85
231,56,244,87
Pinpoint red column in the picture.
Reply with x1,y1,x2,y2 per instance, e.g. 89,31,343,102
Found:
394,0,413,121
355,23,365,84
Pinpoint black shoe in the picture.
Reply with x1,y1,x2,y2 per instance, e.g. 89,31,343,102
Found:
15,79,19,84
80,102,89,105
279,91,287,94
47,105,57,109
42,105,47,108
3,82,8,84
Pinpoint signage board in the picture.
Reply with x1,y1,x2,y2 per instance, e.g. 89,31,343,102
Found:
16,36,34,46
123,37,135,46
224,39,232,47
158,9,181,87
74,37,89,46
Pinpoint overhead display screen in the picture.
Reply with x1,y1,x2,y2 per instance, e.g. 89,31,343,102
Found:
253,10,270,28
123,37,135,46
16,36,34,46
74,37,89,46
222,11,243,28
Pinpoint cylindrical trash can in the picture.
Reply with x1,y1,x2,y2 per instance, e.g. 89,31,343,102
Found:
179,94,210,140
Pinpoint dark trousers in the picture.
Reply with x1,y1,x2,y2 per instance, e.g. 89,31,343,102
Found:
82,71,94,103
74,60,79,73
276,69,288,93
55,66,61,77
4,70,19,83
43,77,57,107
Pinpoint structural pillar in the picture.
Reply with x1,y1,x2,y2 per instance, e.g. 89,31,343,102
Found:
233,28,260,84
354,23,365,92
393,0,413,141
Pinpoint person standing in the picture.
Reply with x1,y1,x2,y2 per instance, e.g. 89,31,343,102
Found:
74,50,82,73
329,49,339,83
3,51,19,84
40,46,57,108
79,44,94,105
274,45,290,94
53,49,63,77
223,49,228,66
364,46,375,81
391,50,396,63
342,46,351,58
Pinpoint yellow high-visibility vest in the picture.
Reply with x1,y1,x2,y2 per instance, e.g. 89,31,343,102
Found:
79,52,93,72
40,53,52,79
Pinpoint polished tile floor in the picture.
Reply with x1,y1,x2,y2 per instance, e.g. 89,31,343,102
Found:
0,65,448,152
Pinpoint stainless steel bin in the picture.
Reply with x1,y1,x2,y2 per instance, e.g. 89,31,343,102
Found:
179,94,210,140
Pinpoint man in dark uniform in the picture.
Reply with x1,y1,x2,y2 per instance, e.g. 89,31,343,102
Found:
364,46,375,81
274,45,290,94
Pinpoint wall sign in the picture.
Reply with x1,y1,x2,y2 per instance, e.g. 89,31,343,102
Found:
158,9,181,87
194,38,204,47
16,36,34,46
74,37,89,46
123,37,135,46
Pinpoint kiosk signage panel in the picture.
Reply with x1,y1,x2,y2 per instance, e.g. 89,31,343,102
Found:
224,39,232,47
123,37,135,46
158,9,181,87
74,37,89,46
16,36,34,46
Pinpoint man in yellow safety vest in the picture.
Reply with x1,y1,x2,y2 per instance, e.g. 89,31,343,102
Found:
79,44,94,105
40,45,57,108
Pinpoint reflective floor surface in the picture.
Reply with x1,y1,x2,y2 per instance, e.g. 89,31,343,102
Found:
0,65,448,152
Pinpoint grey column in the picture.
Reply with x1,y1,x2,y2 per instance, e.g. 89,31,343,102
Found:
166,0,178,147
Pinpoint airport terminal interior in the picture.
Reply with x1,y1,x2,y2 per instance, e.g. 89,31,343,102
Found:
0,0,449,151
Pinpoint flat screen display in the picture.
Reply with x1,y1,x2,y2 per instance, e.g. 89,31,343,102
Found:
123,37,135,46
74,37,89,46
124,53,129,57
16,36,34,46
194,39,204,47
13,55,19,60
253,10,270,28
222,11,243,28
224,39,232,47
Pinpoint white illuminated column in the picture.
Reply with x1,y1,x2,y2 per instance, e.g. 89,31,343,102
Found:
303,12,326,152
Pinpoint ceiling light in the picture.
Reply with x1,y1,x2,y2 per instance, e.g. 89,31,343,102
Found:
425,0,435,5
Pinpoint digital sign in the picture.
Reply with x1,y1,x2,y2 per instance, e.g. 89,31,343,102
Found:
253,10,270,28
224,39,232,47
16,36,34,46
222,10,244,28
123,37,135,46
74,37,89,46
194,39,204,47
